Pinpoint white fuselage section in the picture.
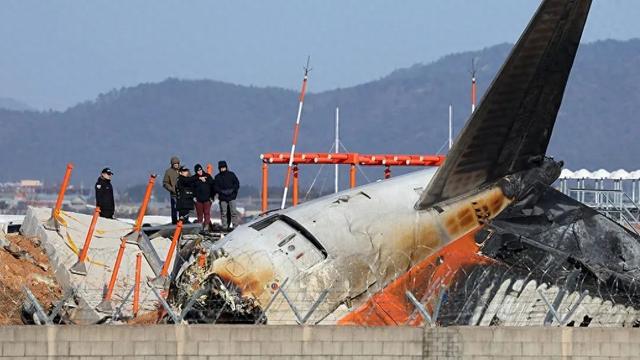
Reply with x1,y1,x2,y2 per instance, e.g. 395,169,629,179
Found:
202,167,511,323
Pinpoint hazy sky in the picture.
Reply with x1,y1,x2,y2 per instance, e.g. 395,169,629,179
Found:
1,1,638,110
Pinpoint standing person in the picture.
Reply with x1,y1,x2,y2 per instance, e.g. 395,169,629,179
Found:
95,168,115,219
163,156,181,224
214,160,240,230
175,166,195,223
192,164,216,231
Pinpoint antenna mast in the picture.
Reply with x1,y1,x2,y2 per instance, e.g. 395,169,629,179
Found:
334,107,340,193
448,104,453,150
471,58,477,113
281,57,311,209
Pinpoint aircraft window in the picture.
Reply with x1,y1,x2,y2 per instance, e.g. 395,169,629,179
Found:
250,214,279,231
250,214,328,258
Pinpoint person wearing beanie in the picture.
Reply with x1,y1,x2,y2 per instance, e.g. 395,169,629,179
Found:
95,167,115,218
163,156,181,224
192,163,215,230
214,160,240,230
175,166,195,223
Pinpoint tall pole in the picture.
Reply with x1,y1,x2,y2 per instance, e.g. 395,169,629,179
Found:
448,104,453,150
349,164,356,188
261,162,269,213
281,57,311,209
334,107,340,193
292,165,299,206
471,58,477,113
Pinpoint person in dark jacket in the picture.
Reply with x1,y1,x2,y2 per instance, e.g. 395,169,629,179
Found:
214,160,240,230
175,166,195,223
95,168,115,219
192,164,215,230
162,156,181,224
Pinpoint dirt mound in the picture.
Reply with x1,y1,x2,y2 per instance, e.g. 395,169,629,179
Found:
0,233,61,324
127,310,162,324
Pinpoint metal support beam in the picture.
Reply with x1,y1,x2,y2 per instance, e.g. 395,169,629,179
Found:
112,287,135,322
149,286,205,324
137,231,163,276
406,291,433,326
150,287,180,324
538,288,589,326
405,286,447,327
23,286,53,325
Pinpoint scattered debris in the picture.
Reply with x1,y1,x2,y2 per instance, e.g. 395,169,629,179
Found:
0,234,61,325
4,242,28,259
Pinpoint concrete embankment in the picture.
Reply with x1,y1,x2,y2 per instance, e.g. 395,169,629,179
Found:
0,325,639,359
20,207,172,322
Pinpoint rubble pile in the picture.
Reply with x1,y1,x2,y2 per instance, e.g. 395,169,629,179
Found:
0,233,61,325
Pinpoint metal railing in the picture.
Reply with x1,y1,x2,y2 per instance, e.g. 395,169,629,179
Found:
568,188,640,233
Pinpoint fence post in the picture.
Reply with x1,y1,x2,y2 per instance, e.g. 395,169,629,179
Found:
133,253,142,317
150,221,183,288
96,238,127,313
44,163,73,231
124,174,157,243
70,206,101,276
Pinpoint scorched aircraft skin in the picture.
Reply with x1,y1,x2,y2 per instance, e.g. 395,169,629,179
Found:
172,169,513,323
169,0,635,325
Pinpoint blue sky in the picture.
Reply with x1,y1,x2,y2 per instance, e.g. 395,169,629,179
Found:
0,0,638,110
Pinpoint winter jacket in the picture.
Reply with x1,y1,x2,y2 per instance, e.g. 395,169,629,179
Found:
163,168,180,197
175,175,196,211
192,173,215,202
95,177,115,215
214,170,240,201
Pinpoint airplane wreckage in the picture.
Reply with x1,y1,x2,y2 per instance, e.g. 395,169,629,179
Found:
20,0,638,326
162,0,640,327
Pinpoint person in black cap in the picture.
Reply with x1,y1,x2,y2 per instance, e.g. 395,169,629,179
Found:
214,160,240,230
175,166,195,223
192,164,215,230
95,168,115,219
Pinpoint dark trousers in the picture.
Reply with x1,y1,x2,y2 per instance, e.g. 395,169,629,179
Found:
195,201,212,227
170,197,178,224
219,200,240,229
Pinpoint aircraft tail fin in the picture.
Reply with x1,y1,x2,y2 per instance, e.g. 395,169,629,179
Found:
416,0,591,210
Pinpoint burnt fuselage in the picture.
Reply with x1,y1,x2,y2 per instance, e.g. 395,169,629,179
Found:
178,168,512,324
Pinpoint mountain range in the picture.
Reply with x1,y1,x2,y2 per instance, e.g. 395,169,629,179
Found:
0,39,639,193
0,97,34,112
